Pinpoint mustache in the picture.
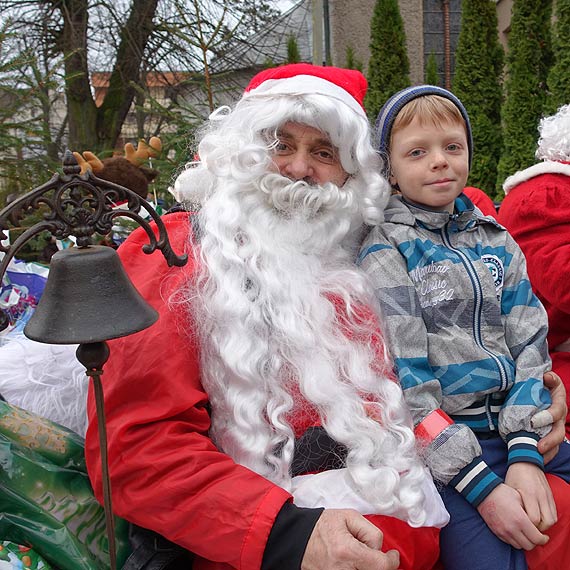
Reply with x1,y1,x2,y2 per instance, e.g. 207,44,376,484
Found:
254,173,356,217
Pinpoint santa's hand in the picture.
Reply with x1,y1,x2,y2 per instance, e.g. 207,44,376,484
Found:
301,509,400,570
536,371,568,463
477,484,550,550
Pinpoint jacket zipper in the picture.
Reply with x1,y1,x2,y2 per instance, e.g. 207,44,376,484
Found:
440,222,507,430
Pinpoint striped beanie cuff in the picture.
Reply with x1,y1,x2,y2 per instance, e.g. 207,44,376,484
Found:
374,85,473,168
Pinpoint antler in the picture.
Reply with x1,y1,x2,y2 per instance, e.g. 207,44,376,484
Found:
72,137,161,176
72,151,105,175
124,137,162,166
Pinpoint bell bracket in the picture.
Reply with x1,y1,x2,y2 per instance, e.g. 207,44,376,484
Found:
0,150,187,282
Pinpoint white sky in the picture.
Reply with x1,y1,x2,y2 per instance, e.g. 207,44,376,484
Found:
278,0,297,12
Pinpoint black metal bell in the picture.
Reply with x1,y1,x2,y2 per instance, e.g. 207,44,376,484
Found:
24,245,158,344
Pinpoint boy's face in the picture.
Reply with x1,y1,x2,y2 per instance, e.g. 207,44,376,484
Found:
389,115,469,213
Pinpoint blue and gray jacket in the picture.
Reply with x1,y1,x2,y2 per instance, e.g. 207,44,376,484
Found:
359,193,552,507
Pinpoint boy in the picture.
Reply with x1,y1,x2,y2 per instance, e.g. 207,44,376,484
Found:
359,85,570,570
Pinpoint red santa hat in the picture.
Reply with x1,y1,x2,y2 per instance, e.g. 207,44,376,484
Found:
243,63,368,119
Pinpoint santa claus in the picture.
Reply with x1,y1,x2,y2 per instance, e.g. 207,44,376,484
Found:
499,104,570,437
84,64,447,570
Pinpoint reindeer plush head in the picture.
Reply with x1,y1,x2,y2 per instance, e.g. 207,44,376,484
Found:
73,137,162,199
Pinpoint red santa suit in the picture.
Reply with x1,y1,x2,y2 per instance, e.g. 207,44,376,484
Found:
498,161,570,437
463,186,498,219
85,212,441,570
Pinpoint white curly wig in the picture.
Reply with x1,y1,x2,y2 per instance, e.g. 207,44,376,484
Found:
536,103,570,162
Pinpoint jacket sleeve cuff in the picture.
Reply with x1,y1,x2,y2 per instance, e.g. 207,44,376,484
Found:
415,408,454,442
262,502,323,570
449,456,503,507
506,431,544,469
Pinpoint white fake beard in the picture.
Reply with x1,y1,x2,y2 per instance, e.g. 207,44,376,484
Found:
250,172,364,254
258,172,355,217
195,169,382,470
194,170,375,464
189,170,431,526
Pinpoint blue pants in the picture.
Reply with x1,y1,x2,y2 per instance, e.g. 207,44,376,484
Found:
439,437,570,570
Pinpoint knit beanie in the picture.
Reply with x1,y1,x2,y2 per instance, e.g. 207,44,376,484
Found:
375,85,473,169
243,63,368,120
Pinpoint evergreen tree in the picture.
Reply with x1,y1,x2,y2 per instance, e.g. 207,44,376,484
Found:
452,0,504,198
496,0,553,191
546,0,570,114
345,45,363,72
365,0,410,121
425,52,439,86
286,35,301,63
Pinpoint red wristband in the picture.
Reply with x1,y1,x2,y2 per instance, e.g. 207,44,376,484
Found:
415,408,454,442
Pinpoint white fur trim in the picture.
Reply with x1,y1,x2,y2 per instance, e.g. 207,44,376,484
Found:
503,161,570,194
244,75,367,119
0,332,88,435
291,468,450,528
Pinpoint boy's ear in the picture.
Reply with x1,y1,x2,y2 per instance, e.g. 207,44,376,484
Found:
388,170,400,192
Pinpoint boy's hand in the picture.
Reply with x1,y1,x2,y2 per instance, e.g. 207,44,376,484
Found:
476,483,550,549
505,462,557,532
